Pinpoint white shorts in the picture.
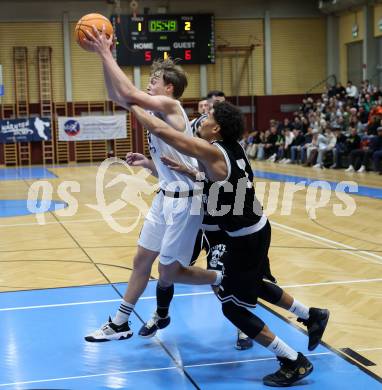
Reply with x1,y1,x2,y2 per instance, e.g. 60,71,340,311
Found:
138,191,203,266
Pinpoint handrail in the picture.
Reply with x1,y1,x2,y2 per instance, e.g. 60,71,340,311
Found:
305,74,337,96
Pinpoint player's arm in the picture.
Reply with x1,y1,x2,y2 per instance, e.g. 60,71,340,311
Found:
84,27,177,113
160,156,203,182
129,105,227,181
126,152,158,178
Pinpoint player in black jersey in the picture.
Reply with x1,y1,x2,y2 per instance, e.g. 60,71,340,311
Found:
129,102,329,387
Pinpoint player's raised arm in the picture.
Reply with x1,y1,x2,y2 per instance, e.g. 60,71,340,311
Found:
84,26,178,113
130,105,213,159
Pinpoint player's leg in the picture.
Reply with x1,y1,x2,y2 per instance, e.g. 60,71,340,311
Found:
85,194,165,342
204,230,253,350
258,280,330,351
221,301,313,387
139,229,204,338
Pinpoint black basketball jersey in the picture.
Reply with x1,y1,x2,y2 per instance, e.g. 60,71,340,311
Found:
202,140,263,232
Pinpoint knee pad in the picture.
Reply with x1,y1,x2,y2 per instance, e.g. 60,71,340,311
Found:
258,280,283,304
222,301,265,338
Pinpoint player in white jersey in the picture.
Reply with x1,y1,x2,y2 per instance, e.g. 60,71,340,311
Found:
84,26,222,342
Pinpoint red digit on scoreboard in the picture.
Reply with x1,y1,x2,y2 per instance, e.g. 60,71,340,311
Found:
185,50,192,61
145,51,152,62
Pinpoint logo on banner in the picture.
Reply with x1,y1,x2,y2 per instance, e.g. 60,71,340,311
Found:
63,119,80,136
0,117,51,143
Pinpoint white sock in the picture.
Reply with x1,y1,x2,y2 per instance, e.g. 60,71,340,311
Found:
268,336,298,361
289,299,309,320
113,299,134,325
212,271,223,286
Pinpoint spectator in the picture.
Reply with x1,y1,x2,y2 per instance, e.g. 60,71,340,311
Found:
303,130,319,167
256,130,268,160
288,129,305,164
278,118,294,133
279,128,295,163
345,132,378,173
264,126,278,161
313,127,336,168
372,127,382,175
331,127,360,169
346,80,359,99
245,130,261,159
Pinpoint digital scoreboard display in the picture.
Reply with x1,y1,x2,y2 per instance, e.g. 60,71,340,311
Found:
111,14,215,66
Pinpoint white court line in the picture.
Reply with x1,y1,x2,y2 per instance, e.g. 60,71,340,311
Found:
356,347,382,352
2,278,382,313
0,352,332,388
0,291,214,312
0,215,142,228
272,221,382,264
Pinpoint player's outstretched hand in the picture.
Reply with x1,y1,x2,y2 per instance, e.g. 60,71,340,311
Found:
126,152,149,168
83,24,113,56
160,156,186,173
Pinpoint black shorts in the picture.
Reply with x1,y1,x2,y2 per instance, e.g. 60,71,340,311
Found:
217,220,272,308
190,229,228,272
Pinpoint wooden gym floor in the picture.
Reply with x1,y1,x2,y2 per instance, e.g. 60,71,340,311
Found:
0,161,381,381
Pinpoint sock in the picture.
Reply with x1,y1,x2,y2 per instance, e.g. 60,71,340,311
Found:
113,299,134,325
268,336,298,361
212,271,223,286
289,299,309,320
156,283,174,318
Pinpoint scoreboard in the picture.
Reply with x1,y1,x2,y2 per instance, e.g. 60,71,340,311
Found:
111,14,215,66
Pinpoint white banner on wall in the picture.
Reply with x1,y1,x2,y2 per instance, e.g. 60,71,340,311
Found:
58,114,126,141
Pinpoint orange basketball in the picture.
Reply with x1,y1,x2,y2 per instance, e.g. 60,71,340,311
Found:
75,13,113,51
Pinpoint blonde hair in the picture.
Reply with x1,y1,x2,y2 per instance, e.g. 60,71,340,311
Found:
150,58,188,99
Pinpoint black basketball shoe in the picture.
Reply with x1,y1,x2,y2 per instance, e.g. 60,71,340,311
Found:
297,308,330,351
85,316,133,342
235,329,254,350
138,312,171,338
263,352,313,387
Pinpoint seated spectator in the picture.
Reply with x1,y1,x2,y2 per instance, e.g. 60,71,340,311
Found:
279,128,295,163
346,80,359,100
292,116,303,131
334,82,346,99
303,130,319,167
278,118,294,133
345,132,379,173
331,127,360,169
256,130,268,160
313,127,336,169
275,130,286,162
366,115,381,136
245,130,261,159
289,129,307,164
264,126,278,161
372,127,382,175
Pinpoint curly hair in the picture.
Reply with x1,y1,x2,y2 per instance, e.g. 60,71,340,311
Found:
150,58,188,99
212,101,244,143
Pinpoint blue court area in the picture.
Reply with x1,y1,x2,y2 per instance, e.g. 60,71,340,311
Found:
0,167,56,181
253,170,382,200
0,282,380,389
0,199,67,217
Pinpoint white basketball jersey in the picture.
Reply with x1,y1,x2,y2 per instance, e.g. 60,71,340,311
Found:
147,101,199,189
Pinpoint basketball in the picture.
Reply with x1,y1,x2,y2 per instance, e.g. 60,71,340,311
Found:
75,13,113,51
